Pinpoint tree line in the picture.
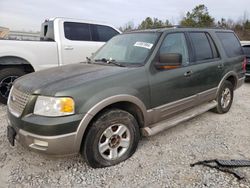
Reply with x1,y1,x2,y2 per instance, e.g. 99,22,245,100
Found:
119,4,250,40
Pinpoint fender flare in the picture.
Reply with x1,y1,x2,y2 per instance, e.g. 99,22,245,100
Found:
73,94,148,152
216,71,238,96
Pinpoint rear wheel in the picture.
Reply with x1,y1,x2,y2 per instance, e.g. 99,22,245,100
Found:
0,68,26,104
82,109,140,168
212,80,234,114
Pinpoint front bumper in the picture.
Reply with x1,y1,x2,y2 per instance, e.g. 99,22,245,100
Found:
7,110,84,155
15,128,78,155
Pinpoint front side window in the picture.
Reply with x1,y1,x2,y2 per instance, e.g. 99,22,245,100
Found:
64,22,91,41
93,32,160,65
160,33,189,65
189,32,213,61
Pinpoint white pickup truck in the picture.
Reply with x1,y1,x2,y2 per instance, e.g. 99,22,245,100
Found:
0,17,121,103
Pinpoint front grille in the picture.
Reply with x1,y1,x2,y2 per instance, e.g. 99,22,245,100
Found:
8,87,30,117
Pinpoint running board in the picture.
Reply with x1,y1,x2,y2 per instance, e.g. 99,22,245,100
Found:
141,100,218,136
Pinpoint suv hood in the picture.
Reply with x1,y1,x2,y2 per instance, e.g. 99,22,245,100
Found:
14,63,131,95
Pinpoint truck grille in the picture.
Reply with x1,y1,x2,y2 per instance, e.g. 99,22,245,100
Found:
8,87,30,117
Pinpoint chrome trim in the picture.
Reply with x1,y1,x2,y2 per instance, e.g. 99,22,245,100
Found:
8,87,30,118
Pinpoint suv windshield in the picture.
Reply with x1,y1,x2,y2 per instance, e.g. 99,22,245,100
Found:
93,32,160,65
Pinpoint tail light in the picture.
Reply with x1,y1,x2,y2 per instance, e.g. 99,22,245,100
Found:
243,57,247,72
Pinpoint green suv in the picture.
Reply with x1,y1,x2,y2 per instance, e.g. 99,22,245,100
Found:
7,28,246,168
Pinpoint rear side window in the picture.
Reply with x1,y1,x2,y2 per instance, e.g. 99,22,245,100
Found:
189,32,213,61
216,32,243,57
40,21,55,41
64,22,91,41
92,25,119,42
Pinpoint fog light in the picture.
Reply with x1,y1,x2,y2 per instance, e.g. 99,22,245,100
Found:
33,139,48,147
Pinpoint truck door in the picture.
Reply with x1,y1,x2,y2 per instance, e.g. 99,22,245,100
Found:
60,22,119,65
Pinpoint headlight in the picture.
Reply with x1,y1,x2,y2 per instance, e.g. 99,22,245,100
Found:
34,96,75,117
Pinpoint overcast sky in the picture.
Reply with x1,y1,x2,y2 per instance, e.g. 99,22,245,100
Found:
0,0,249,31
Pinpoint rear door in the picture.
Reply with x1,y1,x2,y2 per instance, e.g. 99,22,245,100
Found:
149,32,198,113
186,32,222,95
60,22,119,65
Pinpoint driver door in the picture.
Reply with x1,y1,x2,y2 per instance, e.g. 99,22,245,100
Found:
148,32,199,120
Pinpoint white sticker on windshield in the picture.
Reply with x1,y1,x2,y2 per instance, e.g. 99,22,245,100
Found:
134,42,153,49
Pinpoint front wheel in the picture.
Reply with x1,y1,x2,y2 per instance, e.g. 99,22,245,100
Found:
0,68,26,104
212,80,234,114
82,109,140,168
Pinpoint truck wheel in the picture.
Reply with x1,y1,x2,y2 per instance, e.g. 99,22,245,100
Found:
0,68,26,104
82,109,140,168
212,80,234,114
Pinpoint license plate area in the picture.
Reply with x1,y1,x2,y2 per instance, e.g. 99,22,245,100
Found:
7,126,16,146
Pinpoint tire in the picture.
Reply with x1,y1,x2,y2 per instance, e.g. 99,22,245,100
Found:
82,108,140,168
0,68,26,104
212,80,234,114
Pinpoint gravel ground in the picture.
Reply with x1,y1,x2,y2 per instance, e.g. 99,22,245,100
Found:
0,83,250,188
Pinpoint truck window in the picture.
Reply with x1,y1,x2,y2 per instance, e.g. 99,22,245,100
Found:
189,32,213,61
40,21,55,41
216,32,243,57
160,33,189,65
64,22,91,41
92,25,119,42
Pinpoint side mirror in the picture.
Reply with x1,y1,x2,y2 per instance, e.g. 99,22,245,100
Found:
155,53,182,70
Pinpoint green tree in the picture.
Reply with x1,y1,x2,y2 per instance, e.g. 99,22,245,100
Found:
180,4,215,27
138,17,171,29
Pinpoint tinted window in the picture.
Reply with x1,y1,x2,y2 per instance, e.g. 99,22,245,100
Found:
93,25,119,42
242,45,250,57
160,33,189,65
206,33,219,58
216,32,243,57
64,22,91,41
189,32,213,61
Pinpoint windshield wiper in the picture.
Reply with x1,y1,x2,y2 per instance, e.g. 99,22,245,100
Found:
86,56,92,64
94,58,125,67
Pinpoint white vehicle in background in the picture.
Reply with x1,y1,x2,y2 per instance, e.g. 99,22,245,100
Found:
0,17,121,103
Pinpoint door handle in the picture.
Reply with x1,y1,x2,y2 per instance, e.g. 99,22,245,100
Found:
64,46,74,50
218,64,224,69
184,70,193,77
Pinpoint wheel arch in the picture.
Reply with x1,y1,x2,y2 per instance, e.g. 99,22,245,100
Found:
74,95,148,152
0,56,35,73
217,71,238,96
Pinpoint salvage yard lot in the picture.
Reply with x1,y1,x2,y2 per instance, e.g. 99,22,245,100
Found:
0,83,250,187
